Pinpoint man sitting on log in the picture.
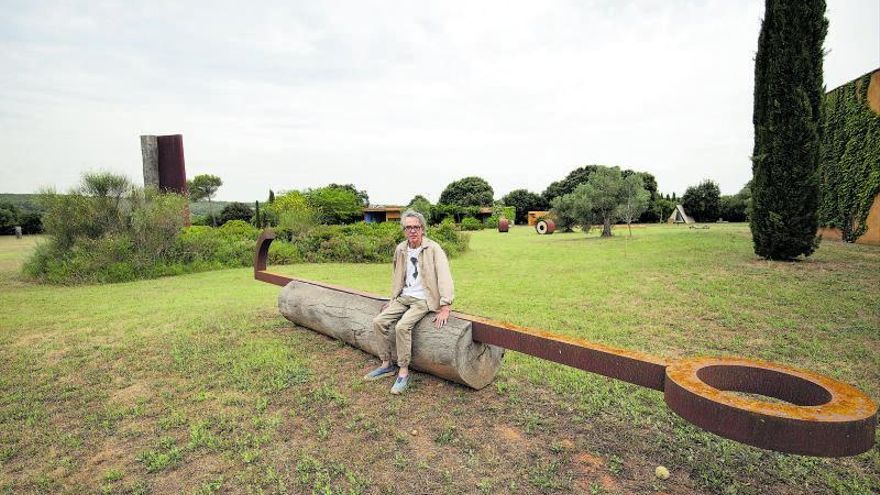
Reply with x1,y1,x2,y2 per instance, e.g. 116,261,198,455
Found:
364,210,454,394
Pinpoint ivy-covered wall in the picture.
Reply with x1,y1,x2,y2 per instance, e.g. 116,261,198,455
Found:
818,70,880,242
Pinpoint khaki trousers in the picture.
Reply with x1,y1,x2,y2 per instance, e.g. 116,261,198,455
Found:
372,295,430,369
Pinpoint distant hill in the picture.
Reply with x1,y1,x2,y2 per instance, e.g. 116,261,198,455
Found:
0,194,43,214
189,201,231,216
0,193,238,217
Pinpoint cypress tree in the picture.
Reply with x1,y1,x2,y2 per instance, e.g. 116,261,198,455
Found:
750,0,827,260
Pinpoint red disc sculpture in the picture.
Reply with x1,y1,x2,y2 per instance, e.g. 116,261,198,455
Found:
535,219,555,234
498,218,509,232
254,230,876,457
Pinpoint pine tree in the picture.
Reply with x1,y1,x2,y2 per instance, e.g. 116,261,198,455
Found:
750,0,827,259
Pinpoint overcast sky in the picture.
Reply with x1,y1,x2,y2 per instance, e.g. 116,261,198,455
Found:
1,1,877,204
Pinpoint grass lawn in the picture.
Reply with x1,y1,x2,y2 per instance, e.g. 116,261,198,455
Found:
0,224,878,494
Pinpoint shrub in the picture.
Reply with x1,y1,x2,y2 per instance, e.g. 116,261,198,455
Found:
485,215,500,228
427,218,469,257
219,220,259,239
682,180,721,222
493,206,516,225
268,241,302,264
25,174,470,284
304,186,363,224
129,188,188,262
173,225,254,267
219,202,254,224
294,222,403,263
25,173,197,284
459,217,484,231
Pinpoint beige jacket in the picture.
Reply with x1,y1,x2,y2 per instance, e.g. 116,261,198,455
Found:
390,237,454,311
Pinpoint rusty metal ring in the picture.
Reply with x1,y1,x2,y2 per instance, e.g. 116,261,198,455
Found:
664,357,877,457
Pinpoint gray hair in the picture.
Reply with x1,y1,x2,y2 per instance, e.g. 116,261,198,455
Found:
400,210,426,230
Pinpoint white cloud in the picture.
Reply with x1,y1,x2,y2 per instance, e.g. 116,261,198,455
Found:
1,0,877,203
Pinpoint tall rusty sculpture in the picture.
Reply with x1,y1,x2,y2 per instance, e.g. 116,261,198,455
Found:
141,134,189,223
141,134,188,193
254,231,876,457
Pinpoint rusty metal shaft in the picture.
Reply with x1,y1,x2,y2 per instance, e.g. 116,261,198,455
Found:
253,230,877,457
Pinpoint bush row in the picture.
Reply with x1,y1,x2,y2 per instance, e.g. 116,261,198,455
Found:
26,217,471,284
24,172,472,284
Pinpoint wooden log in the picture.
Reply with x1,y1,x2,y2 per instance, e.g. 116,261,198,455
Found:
278,281,505,389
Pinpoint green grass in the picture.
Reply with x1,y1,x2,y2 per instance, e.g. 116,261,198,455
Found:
0,225,878,494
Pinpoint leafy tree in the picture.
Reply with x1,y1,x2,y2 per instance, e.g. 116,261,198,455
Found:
616,174,650,236
20,212,43,234
187,174,223,226
653,196,677,223
720,182,753,222
407,195,433,223
265,190,320,236
438,177,494,207
631,172,662,222
219,202,254,225
268,189,275,204
267,191,309,215
682,180,721,222
550,189,590,233
720,196,747,222
0,201,20,234
500,189,546,224
188,174,222,202
551,166,643,237
542,165,599,204
328,183,369,206
305,186,363,224
751,0,827,259
580,166,628,237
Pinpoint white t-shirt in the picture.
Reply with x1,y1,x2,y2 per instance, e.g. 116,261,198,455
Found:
401,246,427,300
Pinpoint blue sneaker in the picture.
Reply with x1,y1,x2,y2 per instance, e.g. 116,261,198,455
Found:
363,364,399,381
390,375,411,394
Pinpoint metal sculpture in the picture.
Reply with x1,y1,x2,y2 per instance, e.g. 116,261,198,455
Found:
254,231,876,457
536,219,555,234
140,134,188,194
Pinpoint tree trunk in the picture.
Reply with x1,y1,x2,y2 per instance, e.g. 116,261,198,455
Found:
602,217,613,237
278,281,505,389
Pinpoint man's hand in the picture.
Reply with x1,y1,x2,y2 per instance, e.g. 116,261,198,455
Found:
433,305,451,328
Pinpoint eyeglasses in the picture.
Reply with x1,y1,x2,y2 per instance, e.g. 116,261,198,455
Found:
403,226,422,232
